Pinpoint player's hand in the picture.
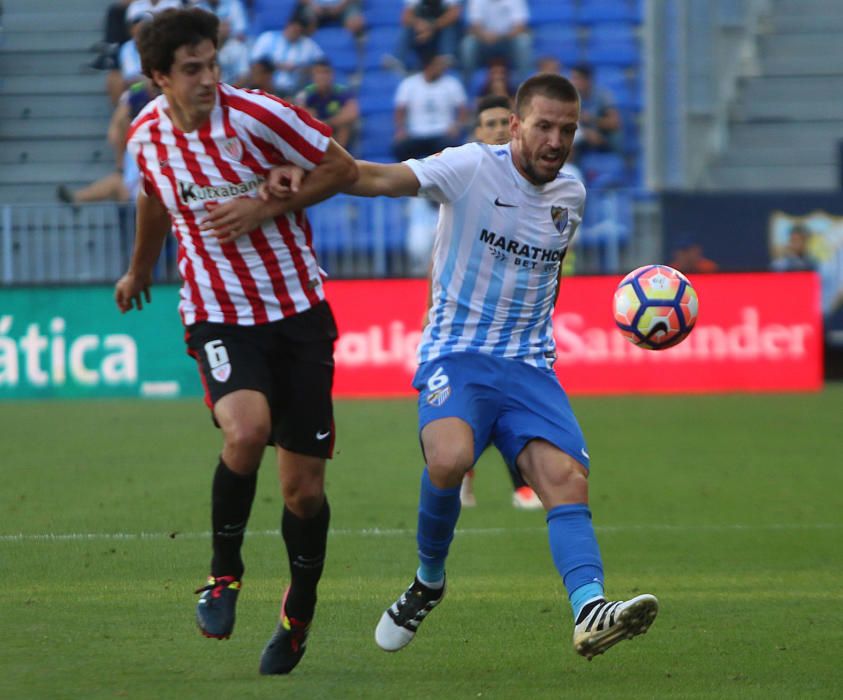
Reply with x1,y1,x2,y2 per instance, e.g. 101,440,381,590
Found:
115,271,152,313
200,198,266,244
260,165,305,201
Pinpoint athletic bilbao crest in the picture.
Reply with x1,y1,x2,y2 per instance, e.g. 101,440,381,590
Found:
219,137,243,161
551,206,569,234
205,339,232,383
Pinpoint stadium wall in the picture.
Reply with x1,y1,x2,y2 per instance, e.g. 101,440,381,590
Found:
0,274,822,399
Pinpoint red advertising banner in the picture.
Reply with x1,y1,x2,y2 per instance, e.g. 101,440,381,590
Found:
325,272,823,397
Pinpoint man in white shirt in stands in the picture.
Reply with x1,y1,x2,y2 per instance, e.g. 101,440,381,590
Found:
393,53,469,162
461,0,532,84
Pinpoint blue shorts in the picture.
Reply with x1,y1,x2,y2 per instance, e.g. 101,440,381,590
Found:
412,352,590,471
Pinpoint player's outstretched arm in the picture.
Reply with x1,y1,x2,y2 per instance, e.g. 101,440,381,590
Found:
269,139,358,212
202,140,358,243
342,161,421,198
114,190,170,313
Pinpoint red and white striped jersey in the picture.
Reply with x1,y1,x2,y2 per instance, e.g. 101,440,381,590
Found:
126,82,332,326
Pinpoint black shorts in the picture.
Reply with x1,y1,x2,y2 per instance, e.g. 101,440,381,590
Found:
185,301,338,458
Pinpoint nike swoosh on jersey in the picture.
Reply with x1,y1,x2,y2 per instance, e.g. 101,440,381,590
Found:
494,197,518,208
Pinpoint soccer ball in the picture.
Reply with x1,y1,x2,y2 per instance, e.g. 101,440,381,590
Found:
612,265,699,350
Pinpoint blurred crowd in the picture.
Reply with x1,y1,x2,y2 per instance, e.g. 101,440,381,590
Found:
57,0,637,208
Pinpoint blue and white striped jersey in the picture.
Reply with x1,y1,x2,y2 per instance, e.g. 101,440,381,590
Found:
406,142,586,369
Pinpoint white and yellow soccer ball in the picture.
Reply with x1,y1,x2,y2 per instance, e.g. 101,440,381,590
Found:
613,264,699,350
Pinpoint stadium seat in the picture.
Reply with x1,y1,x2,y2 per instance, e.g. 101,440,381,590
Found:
579,152,628,189
583,25,640,67
358,69,401,113
532,24,581,66
313,27,360,73
581,189,632,238
365,0,403,28
250,0,298,35
363,26,403,70
594,66,640,111
577,0,642,25
359,111,395,161
529,0,576,25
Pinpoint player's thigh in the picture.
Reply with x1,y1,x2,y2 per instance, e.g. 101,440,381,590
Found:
413,352,501,465
215,389,272,445
270,302,338,459
492,362,590,471
185,321,274,439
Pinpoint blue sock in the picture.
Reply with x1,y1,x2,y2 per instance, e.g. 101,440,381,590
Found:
546,503,605,621
416,467,461,586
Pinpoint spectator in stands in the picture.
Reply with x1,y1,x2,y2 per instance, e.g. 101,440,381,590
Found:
398,0,462,71
194,0,250,84
295,0,365,38
771,223,819,272
296,59,360,150
109,12,147,105
247,58,278,93
89,0,133,72
536,55,561,75
569,63,622,157
669,236,719,274
251,14,325,97
472,93,510,145
127,0,184,18
57,80,158,205
460,0,531,84
476,57,516,100
393,53,469,162
107,1,185,104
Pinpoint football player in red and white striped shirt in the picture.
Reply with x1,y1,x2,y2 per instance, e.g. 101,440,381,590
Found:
113,8,358,675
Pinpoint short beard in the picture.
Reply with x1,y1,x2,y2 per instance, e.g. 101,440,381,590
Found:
520,156,562,185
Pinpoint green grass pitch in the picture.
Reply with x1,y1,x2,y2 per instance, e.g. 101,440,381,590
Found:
2,388,843,699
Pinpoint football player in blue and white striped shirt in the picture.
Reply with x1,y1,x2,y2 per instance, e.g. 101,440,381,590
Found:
262,73,660,661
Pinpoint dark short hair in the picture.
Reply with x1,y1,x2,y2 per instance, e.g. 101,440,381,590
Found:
252,57,274,73
137,8,219,78
312,58,333,69
571,63,593,79
475,95,511,122
514,73,579,117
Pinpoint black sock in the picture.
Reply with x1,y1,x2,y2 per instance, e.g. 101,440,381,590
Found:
210,459,258,579
281,498,330,622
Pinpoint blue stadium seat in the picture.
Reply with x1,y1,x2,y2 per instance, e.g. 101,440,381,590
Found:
529,0,576,25
358,69,401,113
313,27,360,73
532,24,580,66
359,111,395,161
365,0,403,28
583,25,640,67
363,26,403,70
250,0,298,35
594,66,640,111
577,0,642,25
578,189,633,259
579,152,628,189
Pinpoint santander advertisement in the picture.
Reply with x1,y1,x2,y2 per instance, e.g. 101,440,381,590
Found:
325,272,823,397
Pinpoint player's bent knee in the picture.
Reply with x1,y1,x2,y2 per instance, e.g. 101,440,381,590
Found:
223,423,270,463
282,484,325,518
425,448,473,487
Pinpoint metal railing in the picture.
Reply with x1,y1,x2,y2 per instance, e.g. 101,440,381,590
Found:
0,190,660,286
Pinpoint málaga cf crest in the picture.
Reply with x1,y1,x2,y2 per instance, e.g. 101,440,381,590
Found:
551,206,568,234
